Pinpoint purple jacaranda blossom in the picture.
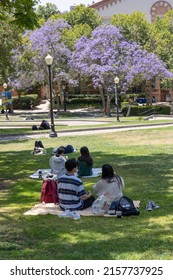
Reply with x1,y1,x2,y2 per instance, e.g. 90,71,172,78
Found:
68,24,173,115
9,19,71,90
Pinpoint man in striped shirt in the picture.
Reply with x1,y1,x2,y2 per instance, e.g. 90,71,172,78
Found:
58,158,95,211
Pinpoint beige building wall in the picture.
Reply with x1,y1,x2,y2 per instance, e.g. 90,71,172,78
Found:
90,0,172,22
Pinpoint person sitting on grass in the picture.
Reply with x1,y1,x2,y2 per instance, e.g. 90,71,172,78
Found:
77,146,93,177
49,147,67,178
58,158,95,211
93,164,124,202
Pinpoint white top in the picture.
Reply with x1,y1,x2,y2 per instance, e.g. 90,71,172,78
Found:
93,176,124,201
49,155,66,178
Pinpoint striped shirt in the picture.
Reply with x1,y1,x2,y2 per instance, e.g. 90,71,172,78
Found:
58,174,86,210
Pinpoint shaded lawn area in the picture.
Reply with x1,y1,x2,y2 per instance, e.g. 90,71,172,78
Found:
0,127,173,260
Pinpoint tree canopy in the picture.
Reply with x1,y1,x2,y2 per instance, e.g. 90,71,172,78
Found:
111,11,153,50
151,10,173,72
9,19,71,90
69,24,173,114
53,4,102,29
0,0,39,29
37,2,60,21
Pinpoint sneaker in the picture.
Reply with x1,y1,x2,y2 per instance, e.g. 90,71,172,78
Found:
71,211,80,220
146,201,153,211
151,200,160,209
38,141,45,149
58,210,72,218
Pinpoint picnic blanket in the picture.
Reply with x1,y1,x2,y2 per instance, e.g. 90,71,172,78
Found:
29,168,102,179
23,201,140,217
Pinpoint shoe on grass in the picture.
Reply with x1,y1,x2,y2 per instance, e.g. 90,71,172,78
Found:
146,201,153,211
151,200,160,209
71,211,80,220
58,209,72,218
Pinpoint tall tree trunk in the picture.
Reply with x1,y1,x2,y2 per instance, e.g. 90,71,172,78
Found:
54,82,60,112
99,86,106,115
106,89,111,117
126,103,131,117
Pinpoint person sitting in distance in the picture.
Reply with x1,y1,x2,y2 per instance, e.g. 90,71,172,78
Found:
77,146,93,177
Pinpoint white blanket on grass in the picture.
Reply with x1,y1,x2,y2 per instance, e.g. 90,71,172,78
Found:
29,168,102,179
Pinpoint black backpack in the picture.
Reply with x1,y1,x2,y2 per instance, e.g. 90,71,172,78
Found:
59,145,74,154
64,145,74,154
117,196,140,216
32,125,38,130
108,196,139,216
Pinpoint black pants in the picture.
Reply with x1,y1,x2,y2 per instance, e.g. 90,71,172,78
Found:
82,195,95,209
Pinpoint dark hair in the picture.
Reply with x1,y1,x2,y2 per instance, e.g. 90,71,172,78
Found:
101,164,123,187
65,158,78,172
101,164,114,179
56,147,65,156
78,146,93,165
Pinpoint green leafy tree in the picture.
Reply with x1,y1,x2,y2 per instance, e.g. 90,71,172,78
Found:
37,2,60,21
62,23,92,50
151,10,173,72
111,12,153,49
0,16,22,82
0,0,39,29
52,4,102,30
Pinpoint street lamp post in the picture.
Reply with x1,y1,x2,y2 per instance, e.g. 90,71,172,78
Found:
114,76,120,122
45,54,57,138
3,83,9,120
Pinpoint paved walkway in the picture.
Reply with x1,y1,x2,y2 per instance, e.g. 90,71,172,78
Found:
1,121,173,141
1,101,173,140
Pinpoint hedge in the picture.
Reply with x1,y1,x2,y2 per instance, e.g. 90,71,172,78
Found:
13,96,39,109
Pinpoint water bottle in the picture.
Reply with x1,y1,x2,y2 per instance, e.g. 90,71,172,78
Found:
38,169,42,179
116,210,122,218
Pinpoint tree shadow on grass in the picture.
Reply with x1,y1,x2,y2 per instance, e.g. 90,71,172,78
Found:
0,213,172,260
1,148,173,204
1,148,173,259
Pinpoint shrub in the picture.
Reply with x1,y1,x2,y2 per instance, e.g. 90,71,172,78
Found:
13,96,39,109
125,105,170,116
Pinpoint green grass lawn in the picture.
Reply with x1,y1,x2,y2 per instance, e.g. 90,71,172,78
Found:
1,116,173,136
0,126,173,260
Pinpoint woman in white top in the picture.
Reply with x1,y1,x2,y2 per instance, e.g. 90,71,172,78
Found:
93,164,124,201
49,147,67,178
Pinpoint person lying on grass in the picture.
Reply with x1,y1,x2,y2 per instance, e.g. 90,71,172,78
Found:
58,158,95,211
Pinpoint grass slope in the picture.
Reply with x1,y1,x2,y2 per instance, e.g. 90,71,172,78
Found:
0,127,173,259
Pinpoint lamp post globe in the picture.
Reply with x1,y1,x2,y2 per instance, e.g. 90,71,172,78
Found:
114,76,120,122
3,83,7,89
114,77,119,85
45,54,57,138
2,83,9,120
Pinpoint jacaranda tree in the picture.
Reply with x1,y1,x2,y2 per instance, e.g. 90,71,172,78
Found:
69,24,173,115
9,19,71,108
